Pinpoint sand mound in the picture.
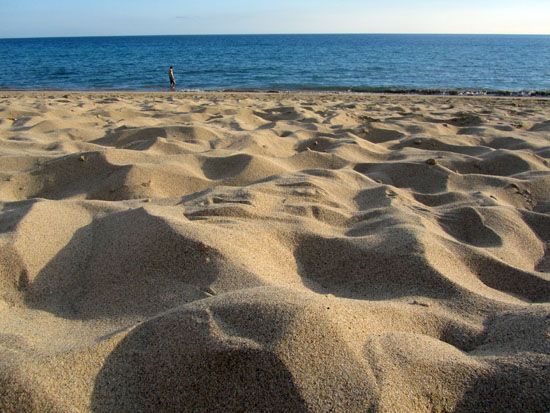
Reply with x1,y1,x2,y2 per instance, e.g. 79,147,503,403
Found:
0,91,549,412
91,288,373,412
94,125,220,151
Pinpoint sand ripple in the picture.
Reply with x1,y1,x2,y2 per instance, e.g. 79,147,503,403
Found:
0,92,549,412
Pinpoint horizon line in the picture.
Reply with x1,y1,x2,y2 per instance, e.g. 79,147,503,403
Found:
1,32,550,40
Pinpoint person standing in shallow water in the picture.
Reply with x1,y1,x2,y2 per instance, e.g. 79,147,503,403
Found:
168,66,176,90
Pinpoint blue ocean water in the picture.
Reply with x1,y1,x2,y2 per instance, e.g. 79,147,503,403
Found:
0,34,549,93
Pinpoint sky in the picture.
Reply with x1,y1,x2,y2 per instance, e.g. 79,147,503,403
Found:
1,0,549,38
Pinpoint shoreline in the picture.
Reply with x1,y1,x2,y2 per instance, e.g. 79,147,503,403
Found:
2,88,550,100
2,86,550,98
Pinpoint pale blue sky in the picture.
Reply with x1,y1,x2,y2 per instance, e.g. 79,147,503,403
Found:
1,0,549,38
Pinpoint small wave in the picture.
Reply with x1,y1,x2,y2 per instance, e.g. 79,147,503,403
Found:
221,86,550,97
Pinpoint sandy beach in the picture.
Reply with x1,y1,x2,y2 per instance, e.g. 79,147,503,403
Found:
0,91,549,412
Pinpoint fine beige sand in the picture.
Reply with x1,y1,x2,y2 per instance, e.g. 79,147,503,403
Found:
0,91,549,412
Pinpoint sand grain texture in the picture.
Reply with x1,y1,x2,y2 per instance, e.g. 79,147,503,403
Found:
0,91,549,412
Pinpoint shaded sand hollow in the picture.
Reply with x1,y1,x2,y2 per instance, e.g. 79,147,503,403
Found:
0,91,549,412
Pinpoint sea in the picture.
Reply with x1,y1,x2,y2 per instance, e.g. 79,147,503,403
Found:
1,34,549,95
